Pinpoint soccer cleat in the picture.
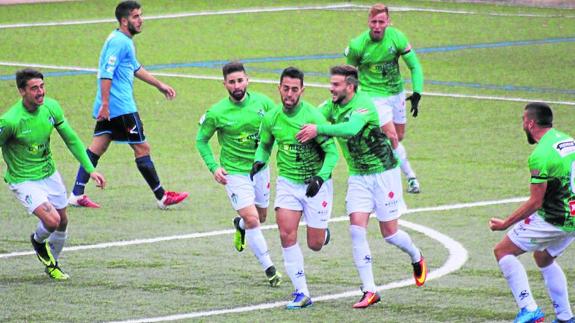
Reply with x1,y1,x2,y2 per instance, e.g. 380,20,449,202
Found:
68,194,100,208
286,292,312,309
407,177,421,194
45,262,70,280
157,191,189,209
553,318,575,323
30,234,55,267
233,216,246,252
412,254,428,287
514,307,544,323
352,290,381,309
265,266,282,287
324,227,331,246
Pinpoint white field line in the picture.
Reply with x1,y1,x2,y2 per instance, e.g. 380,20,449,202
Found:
108,219,468,323
0,3,572,30
0,196,526,260
1,61,569,106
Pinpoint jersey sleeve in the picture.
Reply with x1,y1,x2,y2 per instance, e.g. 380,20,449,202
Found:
312,111,339,180
0,117,14,147
318,100,333,121
195,110,220,173
254,114,274,163
345,39,361,66
317,109,368,137
99,38,126,79
528,151,548,184
52,103,95,173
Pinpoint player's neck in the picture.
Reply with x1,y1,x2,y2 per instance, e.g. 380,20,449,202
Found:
533,127,552,143
22,101,39,113
118,26,134,38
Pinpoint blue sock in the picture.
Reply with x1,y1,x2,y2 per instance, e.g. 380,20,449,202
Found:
135,155,165,200
72,149,100,196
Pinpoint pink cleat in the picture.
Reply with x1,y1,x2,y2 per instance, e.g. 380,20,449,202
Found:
68,194,100,208
157,191,189,209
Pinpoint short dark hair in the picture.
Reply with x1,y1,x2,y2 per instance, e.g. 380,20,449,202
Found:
222,61,245,79
115,1,141,23
525,102,553,128
16,69,43,89
330,65,359,91
280,67,304,87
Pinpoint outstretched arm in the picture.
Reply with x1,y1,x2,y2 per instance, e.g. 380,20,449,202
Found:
135,67,176,100
489,182,546,231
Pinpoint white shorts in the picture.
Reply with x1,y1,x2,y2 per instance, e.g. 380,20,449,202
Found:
224,168,270,210
274,177,333,229
372,91,407,126
8,171,68,214
346,167,406,222
507,213,575,257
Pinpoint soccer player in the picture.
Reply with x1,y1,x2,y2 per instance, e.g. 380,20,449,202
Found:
490,103,575,323
68,0,188,209
345,3,424,194
251,67,339,309
0,69,106,279
297,65,427,309
196,61,281,287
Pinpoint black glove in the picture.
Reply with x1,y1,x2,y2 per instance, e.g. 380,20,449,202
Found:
250,161,266,181
406,92,421,118
305,176,324,198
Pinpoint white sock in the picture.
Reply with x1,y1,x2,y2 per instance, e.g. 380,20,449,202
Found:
350,225,376,292
48,230,67,260
395,142,416,179
282,243,309,297
498,255,537,311
245,227,273,271
540,261,573,320
384,230,421,263
34,221,52,242
238,217,246,230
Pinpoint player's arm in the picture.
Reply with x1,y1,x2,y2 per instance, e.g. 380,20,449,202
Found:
344,42,360,67
195,112,219,173
316,137,339,181
0,118,14,147
402,48,423,118
296,112,366,143
135,67,176,100
251,118,274,179
97,78,112,121
489,182,546,231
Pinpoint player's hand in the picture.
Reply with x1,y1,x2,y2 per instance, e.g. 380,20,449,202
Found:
296,124,318,143
158,82,176,100
90,172,106,189
489,217,508,231
406,92,421,118
214,167,228,185
305,176,324,198
96,103,110,121
250,161,265,181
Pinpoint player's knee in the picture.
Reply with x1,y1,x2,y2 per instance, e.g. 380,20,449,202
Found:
279,230,297,247
533,250,554,268
307,240,323,252
43,216,61,231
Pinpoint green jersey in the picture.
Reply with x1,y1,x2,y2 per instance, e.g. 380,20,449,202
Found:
255,100,338,184
0,97,95,184
196,91,275,174
318,92,398,175
345,27,423,97
529,128,575,231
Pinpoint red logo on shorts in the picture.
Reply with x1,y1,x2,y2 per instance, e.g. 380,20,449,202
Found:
569,200,575,216
388,191,394,199
322,201,327,208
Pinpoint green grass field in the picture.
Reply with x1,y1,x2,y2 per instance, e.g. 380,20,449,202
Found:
1,0,575,322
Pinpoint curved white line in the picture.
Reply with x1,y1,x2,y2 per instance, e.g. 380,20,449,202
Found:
107,219,467,322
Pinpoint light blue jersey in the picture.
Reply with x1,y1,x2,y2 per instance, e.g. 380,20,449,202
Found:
93,29,141,119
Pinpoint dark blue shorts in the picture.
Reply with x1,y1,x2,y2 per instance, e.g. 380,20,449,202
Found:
93,112,146,144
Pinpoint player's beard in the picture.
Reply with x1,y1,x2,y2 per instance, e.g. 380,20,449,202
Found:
282,97,300,110
525,129,536,145
229,89,246,102
128,22,141,36
332,91,346,105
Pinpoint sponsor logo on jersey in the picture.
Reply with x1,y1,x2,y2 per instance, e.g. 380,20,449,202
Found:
48,116,55,125
258,108,265,117
388,45,397,55
555,139,575,157
198,113,206,125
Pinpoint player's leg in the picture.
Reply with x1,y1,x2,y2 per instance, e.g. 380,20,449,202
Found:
535,237,574,322
69,129,112,208
494,214,553,322
374,168,425,286
392,92,419,194
125,114,188,208
345,175,380,308
302,178,333,252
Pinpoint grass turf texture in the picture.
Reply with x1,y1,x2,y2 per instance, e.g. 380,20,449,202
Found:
0,0,574,322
